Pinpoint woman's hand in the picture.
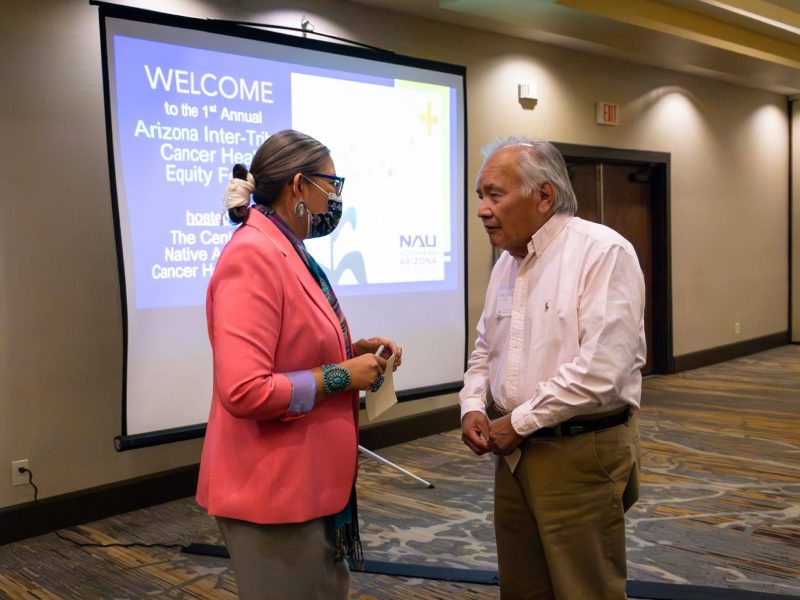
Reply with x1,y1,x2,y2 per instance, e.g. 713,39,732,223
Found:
312,338,402,401
312,353,385,400
341,353,387,391
353,337,403,369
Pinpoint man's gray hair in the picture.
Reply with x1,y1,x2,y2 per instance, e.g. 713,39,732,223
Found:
482,136,578,215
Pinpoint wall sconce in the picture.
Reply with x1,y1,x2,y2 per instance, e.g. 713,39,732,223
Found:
518,83,538,109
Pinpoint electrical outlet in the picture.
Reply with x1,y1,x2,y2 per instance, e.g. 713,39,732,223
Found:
11,460,29,486
734,321,741,334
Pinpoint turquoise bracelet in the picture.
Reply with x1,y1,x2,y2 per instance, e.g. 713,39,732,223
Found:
321,363,351,394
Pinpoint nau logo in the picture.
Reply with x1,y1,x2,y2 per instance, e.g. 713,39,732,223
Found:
399,234,437,248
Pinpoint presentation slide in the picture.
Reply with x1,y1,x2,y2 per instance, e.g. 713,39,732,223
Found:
101,10,466,444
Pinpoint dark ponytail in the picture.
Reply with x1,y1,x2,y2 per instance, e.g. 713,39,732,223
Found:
249,130,330,205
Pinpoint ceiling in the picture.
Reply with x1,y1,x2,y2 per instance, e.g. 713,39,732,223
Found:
349,0,800,96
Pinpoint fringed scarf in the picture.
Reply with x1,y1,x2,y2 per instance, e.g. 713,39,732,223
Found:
253,204,363,568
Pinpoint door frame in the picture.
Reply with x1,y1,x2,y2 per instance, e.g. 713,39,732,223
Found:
555,143,673,374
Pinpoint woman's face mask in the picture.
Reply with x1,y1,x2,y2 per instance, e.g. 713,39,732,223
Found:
308,195,342,238
300,174,343,238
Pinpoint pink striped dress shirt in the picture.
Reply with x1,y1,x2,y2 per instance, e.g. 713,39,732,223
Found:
460,213,646,436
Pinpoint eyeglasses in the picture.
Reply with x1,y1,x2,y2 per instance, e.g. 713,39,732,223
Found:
307,173,345,196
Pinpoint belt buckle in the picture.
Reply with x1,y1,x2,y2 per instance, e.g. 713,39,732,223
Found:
566,424,585,436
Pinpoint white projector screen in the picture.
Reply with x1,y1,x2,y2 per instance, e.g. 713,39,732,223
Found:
97,4,467,450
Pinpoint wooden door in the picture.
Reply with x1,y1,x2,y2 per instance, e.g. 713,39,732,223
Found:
569,161,655,374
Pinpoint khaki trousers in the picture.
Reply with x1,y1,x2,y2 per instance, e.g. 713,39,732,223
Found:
494,417,640,600
216,516,349,600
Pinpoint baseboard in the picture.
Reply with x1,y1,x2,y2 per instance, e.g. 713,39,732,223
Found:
359,404,460,450
0,406,460,545
0,465,199,546
672,331,789,373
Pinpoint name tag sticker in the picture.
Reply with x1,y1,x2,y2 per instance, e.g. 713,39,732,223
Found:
496,288,513,317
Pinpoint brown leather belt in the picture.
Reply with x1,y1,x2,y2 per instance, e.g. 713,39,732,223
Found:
530,407,630,438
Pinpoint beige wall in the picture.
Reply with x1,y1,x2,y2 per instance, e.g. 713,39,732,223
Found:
0,0,789,509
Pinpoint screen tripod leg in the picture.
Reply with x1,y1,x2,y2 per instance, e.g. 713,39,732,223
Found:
358,445,434,488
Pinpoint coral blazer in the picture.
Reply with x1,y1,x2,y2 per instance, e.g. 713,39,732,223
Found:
196,208,359,524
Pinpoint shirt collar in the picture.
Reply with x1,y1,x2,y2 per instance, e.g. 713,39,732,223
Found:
527,212,572,258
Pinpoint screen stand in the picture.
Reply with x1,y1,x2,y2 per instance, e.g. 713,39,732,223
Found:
358,444,433,488
182,446,490,581
181,542,499,584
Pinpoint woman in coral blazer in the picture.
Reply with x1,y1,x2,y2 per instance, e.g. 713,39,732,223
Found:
197,130,401,600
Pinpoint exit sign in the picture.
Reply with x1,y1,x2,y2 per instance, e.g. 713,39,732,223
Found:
596,102,619,126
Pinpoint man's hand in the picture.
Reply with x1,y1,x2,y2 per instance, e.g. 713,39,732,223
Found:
488,414,524,455
461,411,491,455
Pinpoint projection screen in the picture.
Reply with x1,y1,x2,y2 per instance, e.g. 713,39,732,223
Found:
96,3,467,450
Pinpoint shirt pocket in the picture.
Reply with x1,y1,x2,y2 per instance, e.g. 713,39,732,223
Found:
495,286,513,318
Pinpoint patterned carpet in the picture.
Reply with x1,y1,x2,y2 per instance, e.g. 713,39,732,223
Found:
0,346,798,599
